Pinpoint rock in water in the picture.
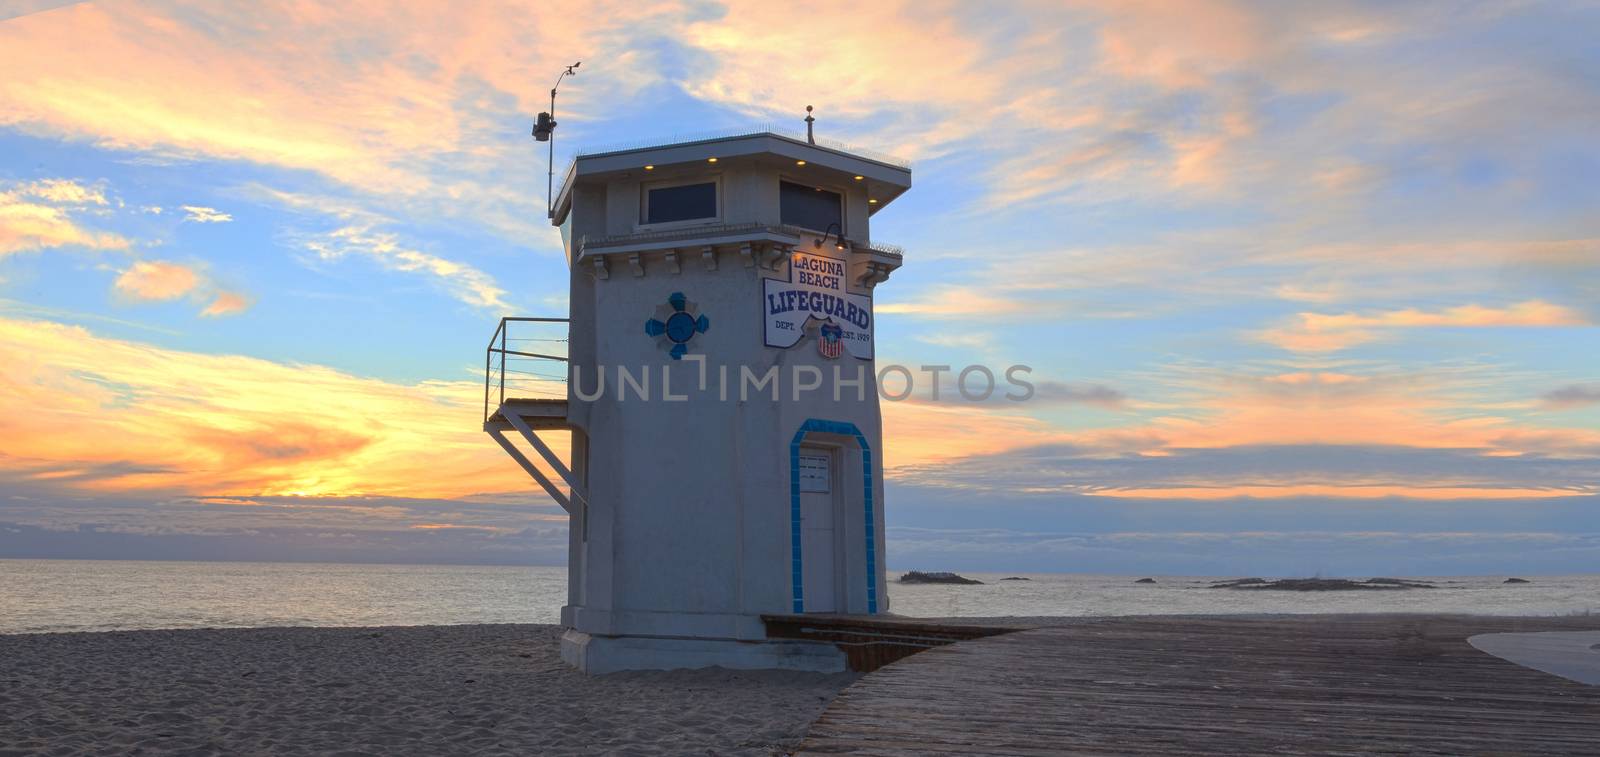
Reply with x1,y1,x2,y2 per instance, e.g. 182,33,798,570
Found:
1134,578,1157,584
1503,577,1531,584
999,577,1031,581
1210,577,1435,591
898,571,983,585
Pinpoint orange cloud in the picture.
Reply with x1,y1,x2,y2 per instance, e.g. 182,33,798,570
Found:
1094,0,1266,90
0,0,678,217
408,523,515,532
889,363,1600,501
0,316,1070,501
882,400,1067,472
201,291,250,317
1260,300,1590,352
109,259,251,317
1167,108,1255,189
876,288,1029,319
114,261,201,301
0,316,546,499
1139,368,1600,457
680,0,1002,158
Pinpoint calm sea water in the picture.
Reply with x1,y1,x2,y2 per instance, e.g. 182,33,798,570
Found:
2,560,1596,634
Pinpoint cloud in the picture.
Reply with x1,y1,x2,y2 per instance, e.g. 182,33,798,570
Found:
113,260,201,301
1259,300,1590,352
252,186,512,311
1,2,85,23
15,178,107,205
0,316,540,498
303,223,509,310
877,288,1029,319
1543,384,1600,410
903,378,1128,409
0,1,678,238
1151,366,1600,458
894,442,1600,502
879,396,1071,470
200,291,250,318
109,259,251,317
3,3,1598,573
0,178,128,256
0,516,568,567
2,1,1593,225
1031,381,1127,409
667,2,1409,209
0,316,1064,523
180,205,232,223
882,360,1600,501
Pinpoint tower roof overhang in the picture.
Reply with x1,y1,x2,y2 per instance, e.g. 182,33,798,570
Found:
551,131,912,226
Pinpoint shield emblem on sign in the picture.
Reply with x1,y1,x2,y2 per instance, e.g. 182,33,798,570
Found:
818,321,844,359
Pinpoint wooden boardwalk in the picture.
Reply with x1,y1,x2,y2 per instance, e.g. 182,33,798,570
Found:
800,615,1600,755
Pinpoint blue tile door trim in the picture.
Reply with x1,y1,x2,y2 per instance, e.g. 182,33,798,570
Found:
790,419,878,614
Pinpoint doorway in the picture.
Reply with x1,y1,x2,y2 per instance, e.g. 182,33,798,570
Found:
798,446,840,613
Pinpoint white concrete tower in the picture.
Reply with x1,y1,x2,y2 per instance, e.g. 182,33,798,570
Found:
486,130,910,673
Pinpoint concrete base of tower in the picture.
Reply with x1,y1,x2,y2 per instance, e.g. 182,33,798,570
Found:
559,629,848,674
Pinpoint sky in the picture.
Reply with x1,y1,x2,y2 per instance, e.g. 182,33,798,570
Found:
0,0,1597,575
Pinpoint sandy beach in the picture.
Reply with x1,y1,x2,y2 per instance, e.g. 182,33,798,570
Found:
7,613,1600,755
0,624,856,756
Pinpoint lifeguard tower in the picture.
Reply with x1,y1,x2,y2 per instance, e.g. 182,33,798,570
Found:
484,125,910,673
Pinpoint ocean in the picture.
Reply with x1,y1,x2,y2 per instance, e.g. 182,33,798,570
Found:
1,559,1596,635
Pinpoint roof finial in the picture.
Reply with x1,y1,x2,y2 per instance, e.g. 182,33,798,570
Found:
804,105,815,145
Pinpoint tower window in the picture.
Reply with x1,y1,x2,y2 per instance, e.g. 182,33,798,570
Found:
780,181,842,233
643,181,718,225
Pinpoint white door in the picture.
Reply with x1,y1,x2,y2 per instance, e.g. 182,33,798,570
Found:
799,447,838,613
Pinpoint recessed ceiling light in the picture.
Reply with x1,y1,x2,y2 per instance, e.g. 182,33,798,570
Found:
868,198,878,204
796,160,806,166
644,164,654,170
707,157,718,163
853,175,864,181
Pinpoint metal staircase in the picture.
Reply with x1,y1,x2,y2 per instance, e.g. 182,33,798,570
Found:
482,317,584,513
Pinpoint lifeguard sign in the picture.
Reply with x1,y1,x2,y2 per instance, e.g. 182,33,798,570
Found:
764,250,874,359
486,128,910,674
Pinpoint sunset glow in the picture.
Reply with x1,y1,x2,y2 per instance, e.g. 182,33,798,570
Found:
2,0,1596,571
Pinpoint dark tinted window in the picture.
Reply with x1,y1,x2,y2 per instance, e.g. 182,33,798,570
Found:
645,182,717,224
780,181,843,232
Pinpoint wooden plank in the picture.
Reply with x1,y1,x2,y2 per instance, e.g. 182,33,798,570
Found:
800,615,1600,755
763,614,1019,672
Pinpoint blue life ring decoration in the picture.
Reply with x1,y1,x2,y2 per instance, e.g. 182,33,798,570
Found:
643,292,710,360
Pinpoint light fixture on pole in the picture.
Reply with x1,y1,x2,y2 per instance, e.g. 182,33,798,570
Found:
535,61,581,219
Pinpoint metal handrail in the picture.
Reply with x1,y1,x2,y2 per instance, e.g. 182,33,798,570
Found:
484,317,570,423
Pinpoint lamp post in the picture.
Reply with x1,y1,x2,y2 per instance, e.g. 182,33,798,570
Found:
534,61,581,219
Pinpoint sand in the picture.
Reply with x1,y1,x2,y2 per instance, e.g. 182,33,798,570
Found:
0,624,858,756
